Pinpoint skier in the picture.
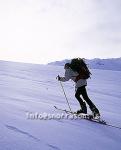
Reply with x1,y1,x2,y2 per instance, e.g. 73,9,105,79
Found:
57,58,100,119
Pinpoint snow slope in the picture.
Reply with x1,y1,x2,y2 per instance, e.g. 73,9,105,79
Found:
48,58,121,71
0,60,121,150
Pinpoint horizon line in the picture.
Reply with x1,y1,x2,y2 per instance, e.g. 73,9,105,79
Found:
0,57,121,65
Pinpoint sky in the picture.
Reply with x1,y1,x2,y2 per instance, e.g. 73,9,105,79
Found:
0,0,121,64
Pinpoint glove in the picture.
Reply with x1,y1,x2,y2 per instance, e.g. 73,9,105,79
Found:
56,75,61,81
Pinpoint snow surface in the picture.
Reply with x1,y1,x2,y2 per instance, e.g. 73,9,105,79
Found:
0,60,121,150
48,58,121,71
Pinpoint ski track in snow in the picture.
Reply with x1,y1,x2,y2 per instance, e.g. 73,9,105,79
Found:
5,125,41,142
5,125,61,150
47,144,61,150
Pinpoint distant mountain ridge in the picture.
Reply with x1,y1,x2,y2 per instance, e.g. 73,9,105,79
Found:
48,58,121,71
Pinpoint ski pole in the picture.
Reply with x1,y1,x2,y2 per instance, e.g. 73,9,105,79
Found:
59,80,72,112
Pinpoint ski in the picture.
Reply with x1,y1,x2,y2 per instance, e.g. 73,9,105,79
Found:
54,106,121,130
54,106,106,124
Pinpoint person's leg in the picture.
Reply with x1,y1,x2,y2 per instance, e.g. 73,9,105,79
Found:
75,88,87,113
80,86,100,115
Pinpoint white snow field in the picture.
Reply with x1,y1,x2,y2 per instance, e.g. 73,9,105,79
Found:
0,60,121,150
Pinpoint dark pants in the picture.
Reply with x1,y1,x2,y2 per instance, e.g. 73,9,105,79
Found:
75,86,98,111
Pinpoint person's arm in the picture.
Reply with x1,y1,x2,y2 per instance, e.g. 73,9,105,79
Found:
58,69,71,82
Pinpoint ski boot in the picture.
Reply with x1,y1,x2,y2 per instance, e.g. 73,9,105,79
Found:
91,107,100,120
77,102,87,114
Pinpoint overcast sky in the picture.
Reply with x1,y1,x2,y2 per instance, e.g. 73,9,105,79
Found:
0,0,121,64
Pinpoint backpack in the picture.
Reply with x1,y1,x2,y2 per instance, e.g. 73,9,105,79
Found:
70,58,91,81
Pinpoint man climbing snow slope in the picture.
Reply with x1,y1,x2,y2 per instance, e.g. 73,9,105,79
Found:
57,58,100,119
